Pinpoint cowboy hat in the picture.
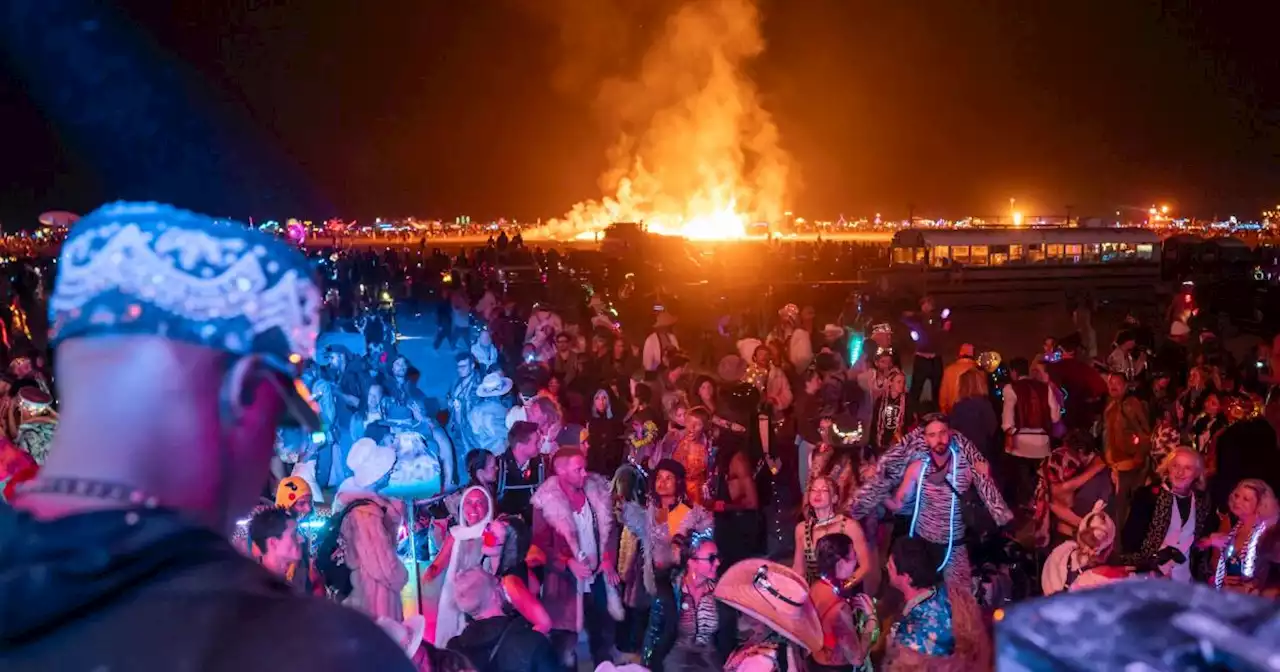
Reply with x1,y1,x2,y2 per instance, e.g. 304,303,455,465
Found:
594,664,649,672
736,338,763,363
654,312,677,328
822,324,845,339
714,560,823,653
375,614,426,659
346,438,396,489
475,372,513,398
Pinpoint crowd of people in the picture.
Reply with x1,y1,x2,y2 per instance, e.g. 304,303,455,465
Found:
2,202,1280,672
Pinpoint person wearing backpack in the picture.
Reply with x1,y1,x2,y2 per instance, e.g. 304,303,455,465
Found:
330,438,408,622
447,568,560,672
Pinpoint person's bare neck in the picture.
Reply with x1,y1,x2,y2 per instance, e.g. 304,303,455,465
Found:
18,406,227,529
659,495,676,509
900,583,933,604
473,602,506,621
557,477,584,497
262,553,291,577
813,506,834,521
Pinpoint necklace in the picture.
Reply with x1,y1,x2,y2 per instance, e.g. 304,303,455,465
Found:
814,512,839,527
16,477,160,508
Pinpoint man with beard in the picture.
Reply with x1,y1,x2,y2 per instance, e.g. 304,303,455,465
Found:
530,448,622,669
445,353,484,486
852,413,1011,667
322,345,363,424
0,203,411,670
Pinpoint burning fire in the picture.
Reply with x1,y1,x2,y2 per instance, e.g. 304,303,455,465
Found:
540,0,790,242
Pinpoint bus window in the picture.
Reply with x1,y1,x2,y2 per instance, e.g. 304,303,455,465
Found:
933,245,951,267
892,247,918,265
1084,243,1100,262
1009,244,1023,261
1046,244,1064,260
951,245,971,263
1136,243,1154,260
969,245,989,266
1101,242,1117,262
1065,244,1083,263
1028,244,1044,263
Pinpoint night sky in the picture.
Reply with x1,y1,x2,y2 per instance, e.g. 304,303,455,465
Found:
1,0,1277,226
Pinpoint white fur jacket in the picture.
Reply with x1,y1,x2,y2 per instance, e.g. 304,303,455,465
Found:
531,473,615,564
530,472,624,622
621,500,713,596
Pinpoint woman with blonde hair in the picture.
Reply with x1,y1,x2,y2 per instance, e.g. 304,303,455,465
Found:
1202,478,1279,593
1118,446,1214,581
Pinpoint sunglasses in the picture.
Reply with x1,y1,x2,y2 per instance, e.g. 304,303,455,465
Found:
691,554,719,564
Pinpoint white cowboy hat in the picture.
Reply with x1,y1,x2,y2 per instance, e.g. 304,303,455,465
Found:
346,438,396,489
822,324,845,339
736,338,764,362
375,614,426,659
714,560,823,653
594,664,649,672
475,372,513,398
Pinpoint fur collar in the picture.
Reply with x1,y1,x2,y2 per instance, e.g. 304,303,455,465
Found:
531,473,614,561
641,502,711,595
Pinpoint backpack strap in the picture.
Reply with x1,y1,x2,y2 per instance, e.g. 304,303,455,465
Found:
488,618,519,664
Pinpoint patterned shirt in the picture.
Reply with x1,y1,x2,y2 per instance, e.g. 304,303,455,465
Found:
675,574,719,646
1031,446,1087,547
851,428,1012,544
890,586,955,657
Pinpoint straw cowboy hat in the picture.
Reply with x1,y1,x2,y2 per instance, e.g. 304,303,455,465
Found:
375,615,426,659
714,560,823,653
346,438,396,489
475,371,513,398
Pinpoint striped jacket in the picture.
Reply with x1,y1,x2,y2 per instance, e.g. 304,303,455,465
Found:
851,427,1012,544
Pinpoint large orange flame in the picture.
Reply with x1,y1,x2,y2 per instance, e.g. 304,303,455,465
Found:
541,0,788,242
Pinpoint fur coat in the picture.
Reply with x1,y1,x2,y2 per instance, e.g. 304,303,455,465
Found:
621,501,713,599
339,496,408,623
531,473,624,630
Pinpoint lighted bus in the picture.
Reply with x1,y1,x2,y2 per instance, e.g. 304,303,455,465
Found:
881,227,1165,307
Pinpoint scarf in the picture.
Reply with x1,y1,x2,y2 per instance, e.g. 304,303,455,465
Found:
435,486,494,645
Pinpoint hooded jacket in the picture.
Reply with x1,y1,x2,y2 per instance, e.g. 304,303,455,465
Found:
446,613,560,672
0,505,413,672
